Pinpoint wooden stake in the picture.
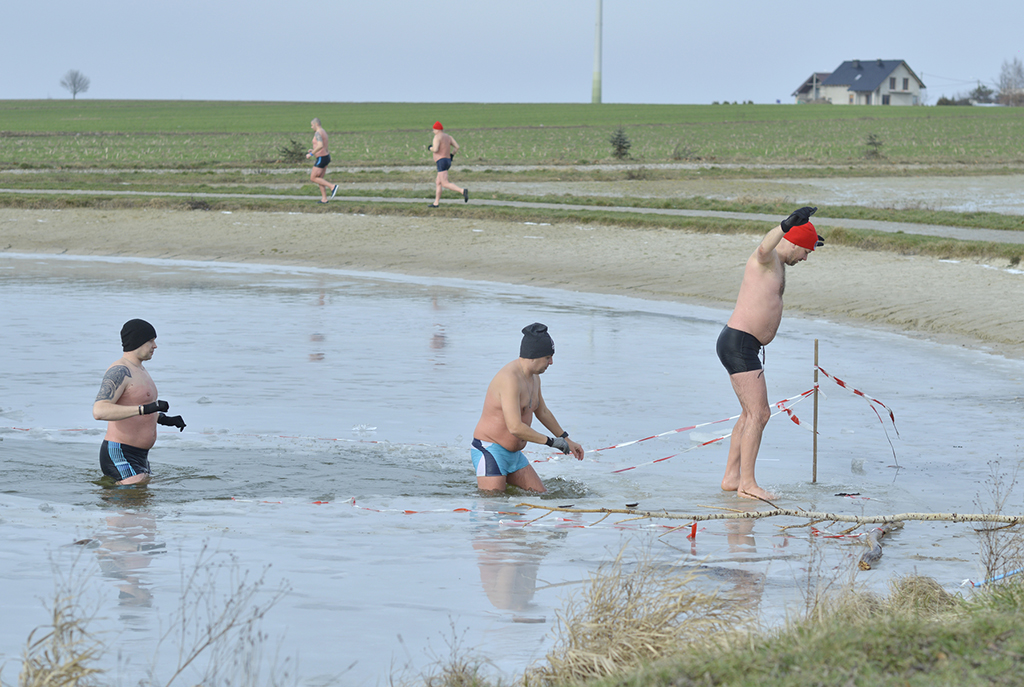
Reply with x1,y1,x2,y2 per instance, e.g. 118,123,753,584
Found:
813,339,819,483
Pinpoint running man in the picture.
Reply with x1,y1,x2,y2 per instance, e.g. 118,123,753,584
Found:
471,323,584,493
92,319,186,485
306,118,339,204
428,121,469,207
717,207,822,500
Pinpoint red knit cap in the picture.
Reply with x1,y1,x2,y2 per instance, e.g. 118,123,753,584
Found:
783,222,822,251
433,121,443,130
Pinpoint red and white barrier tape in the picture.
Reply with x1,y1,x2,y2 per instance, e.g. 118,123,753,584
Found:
610,389,815,474
816,365,900,464
528,387,815,466
816,366,898,435
590,416,737,453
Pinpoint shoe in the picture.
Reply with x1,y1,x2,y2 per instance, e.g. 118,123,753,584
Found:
330,184,339,199
463,189,469,203
428,203,439,208
318,200,328,204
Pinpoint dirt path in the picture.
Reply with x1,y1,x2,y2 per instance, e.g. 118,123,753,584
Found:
5,186,1024,244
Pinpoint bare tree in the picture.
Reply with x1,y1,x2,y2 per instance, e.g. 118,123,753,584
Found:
997,57,1024,107
60,69,90,100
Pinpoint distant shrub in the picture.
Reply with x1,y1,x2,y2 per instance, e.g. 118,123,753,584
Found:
936,96,973,106
865,133,884,159
277,138,308,162
671,142,698,160
608,126,631,159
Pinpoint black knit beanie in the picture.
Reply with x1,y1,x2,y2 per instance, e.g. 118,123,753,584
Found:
520,323,554,359
121,319,157,352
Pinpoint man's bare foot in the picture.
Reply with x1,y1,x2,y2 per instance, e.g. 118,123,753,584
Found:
737,485,776,501
721,479,739,492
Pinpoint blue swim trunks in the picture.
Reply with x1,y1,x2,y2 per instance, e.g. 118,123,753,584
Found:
471,439,530,477
314,154,331,169
99,440,151,481
435,158,452,173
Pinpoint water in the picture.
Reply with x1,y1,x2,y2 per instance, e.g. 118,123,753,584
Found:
2,253,1024,685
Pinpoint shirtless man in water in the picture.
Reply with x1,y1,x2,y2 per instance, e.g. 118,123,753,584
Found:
428,121,468,207
716,207,822,500
92,319,186,484
472,323,584,493
306,118,339,204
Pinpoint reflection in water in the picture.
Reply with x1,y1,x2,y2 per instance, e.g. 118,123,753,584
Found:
430,297,448,367
472,526,566,619
310,287,326,362
84,488,166,627
664,512,768,619
430,326,447,351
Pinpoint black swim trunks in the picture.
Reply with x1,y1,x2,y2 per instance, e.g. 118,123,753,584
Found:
435,158,452,173
99,440,151,481
716,326,764,375
314,154,331,169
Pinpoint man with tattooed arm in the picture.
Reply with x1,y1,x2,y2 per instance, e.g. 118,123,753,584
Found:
92,319,186,485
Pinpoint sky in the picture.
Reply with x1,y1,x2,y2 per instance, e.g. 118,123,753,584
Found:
2,0,1021,104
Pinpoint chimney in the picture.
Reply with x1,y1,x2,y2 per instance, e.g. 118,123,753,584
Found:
877,58,883,67
853,59,860,68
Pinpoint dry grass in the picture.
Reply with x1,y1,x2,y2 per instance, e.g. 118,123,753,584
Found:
527,547,752,686
16,564,105,687
885,575,959,616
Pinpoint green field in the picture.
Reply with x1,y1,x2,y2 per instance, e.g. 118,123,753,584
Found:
2,100,1023,168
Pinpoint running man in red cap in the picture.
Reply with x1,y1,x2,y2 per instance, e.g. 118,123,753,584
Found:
716,207,822,499
428,121,469,207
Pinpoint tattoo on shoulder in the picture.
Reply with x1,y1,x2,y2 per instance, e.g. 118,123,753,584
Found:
95,365,131,402
314,132,323,142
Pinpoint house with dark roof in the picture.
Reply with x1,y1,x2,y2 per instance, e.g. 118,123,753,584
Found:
792,72,832,103
796,60,925,105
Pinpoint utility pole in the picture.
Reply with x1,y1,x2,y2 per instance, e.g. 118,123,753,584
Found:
592,0,602,104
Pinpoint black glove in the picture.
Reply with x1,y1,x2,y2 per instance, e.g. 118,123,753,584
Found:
141,400,169,415
158,414,187,431
450,152,456,160
548,436,572,454
780,206,817,233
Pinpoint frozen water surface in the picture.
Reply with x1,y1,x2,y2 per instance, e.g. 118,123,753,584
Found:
2,253,1023,685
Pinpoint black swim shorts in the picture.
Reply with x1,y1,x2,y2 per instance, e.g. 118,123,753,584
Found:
314,154,331,169
716,326,764,375
435,158,452,173
100,440,151,481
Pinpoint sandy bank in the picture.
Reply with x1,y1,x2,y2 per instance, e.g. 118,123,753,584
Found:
2,207,1023,358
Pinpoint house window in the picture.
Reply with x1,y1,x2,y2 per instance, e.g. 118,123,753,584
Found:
903,78,909,91
890,77,896,89
882,95,890,105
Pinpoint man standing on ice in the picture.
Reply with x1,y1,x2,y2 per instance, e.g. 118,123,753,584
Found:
92,319,186,485
716,207,822,499
471,323,583,493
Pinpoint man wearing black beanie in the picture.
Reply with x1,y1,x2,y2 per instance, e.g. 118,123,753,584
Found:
471,323,584,492
91,319,186,484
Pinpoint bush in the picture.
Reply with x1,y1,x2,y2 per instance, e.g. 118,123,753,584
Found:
936,96,973,106
277,138,308,163
608,126,631,160
865,133,884,159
